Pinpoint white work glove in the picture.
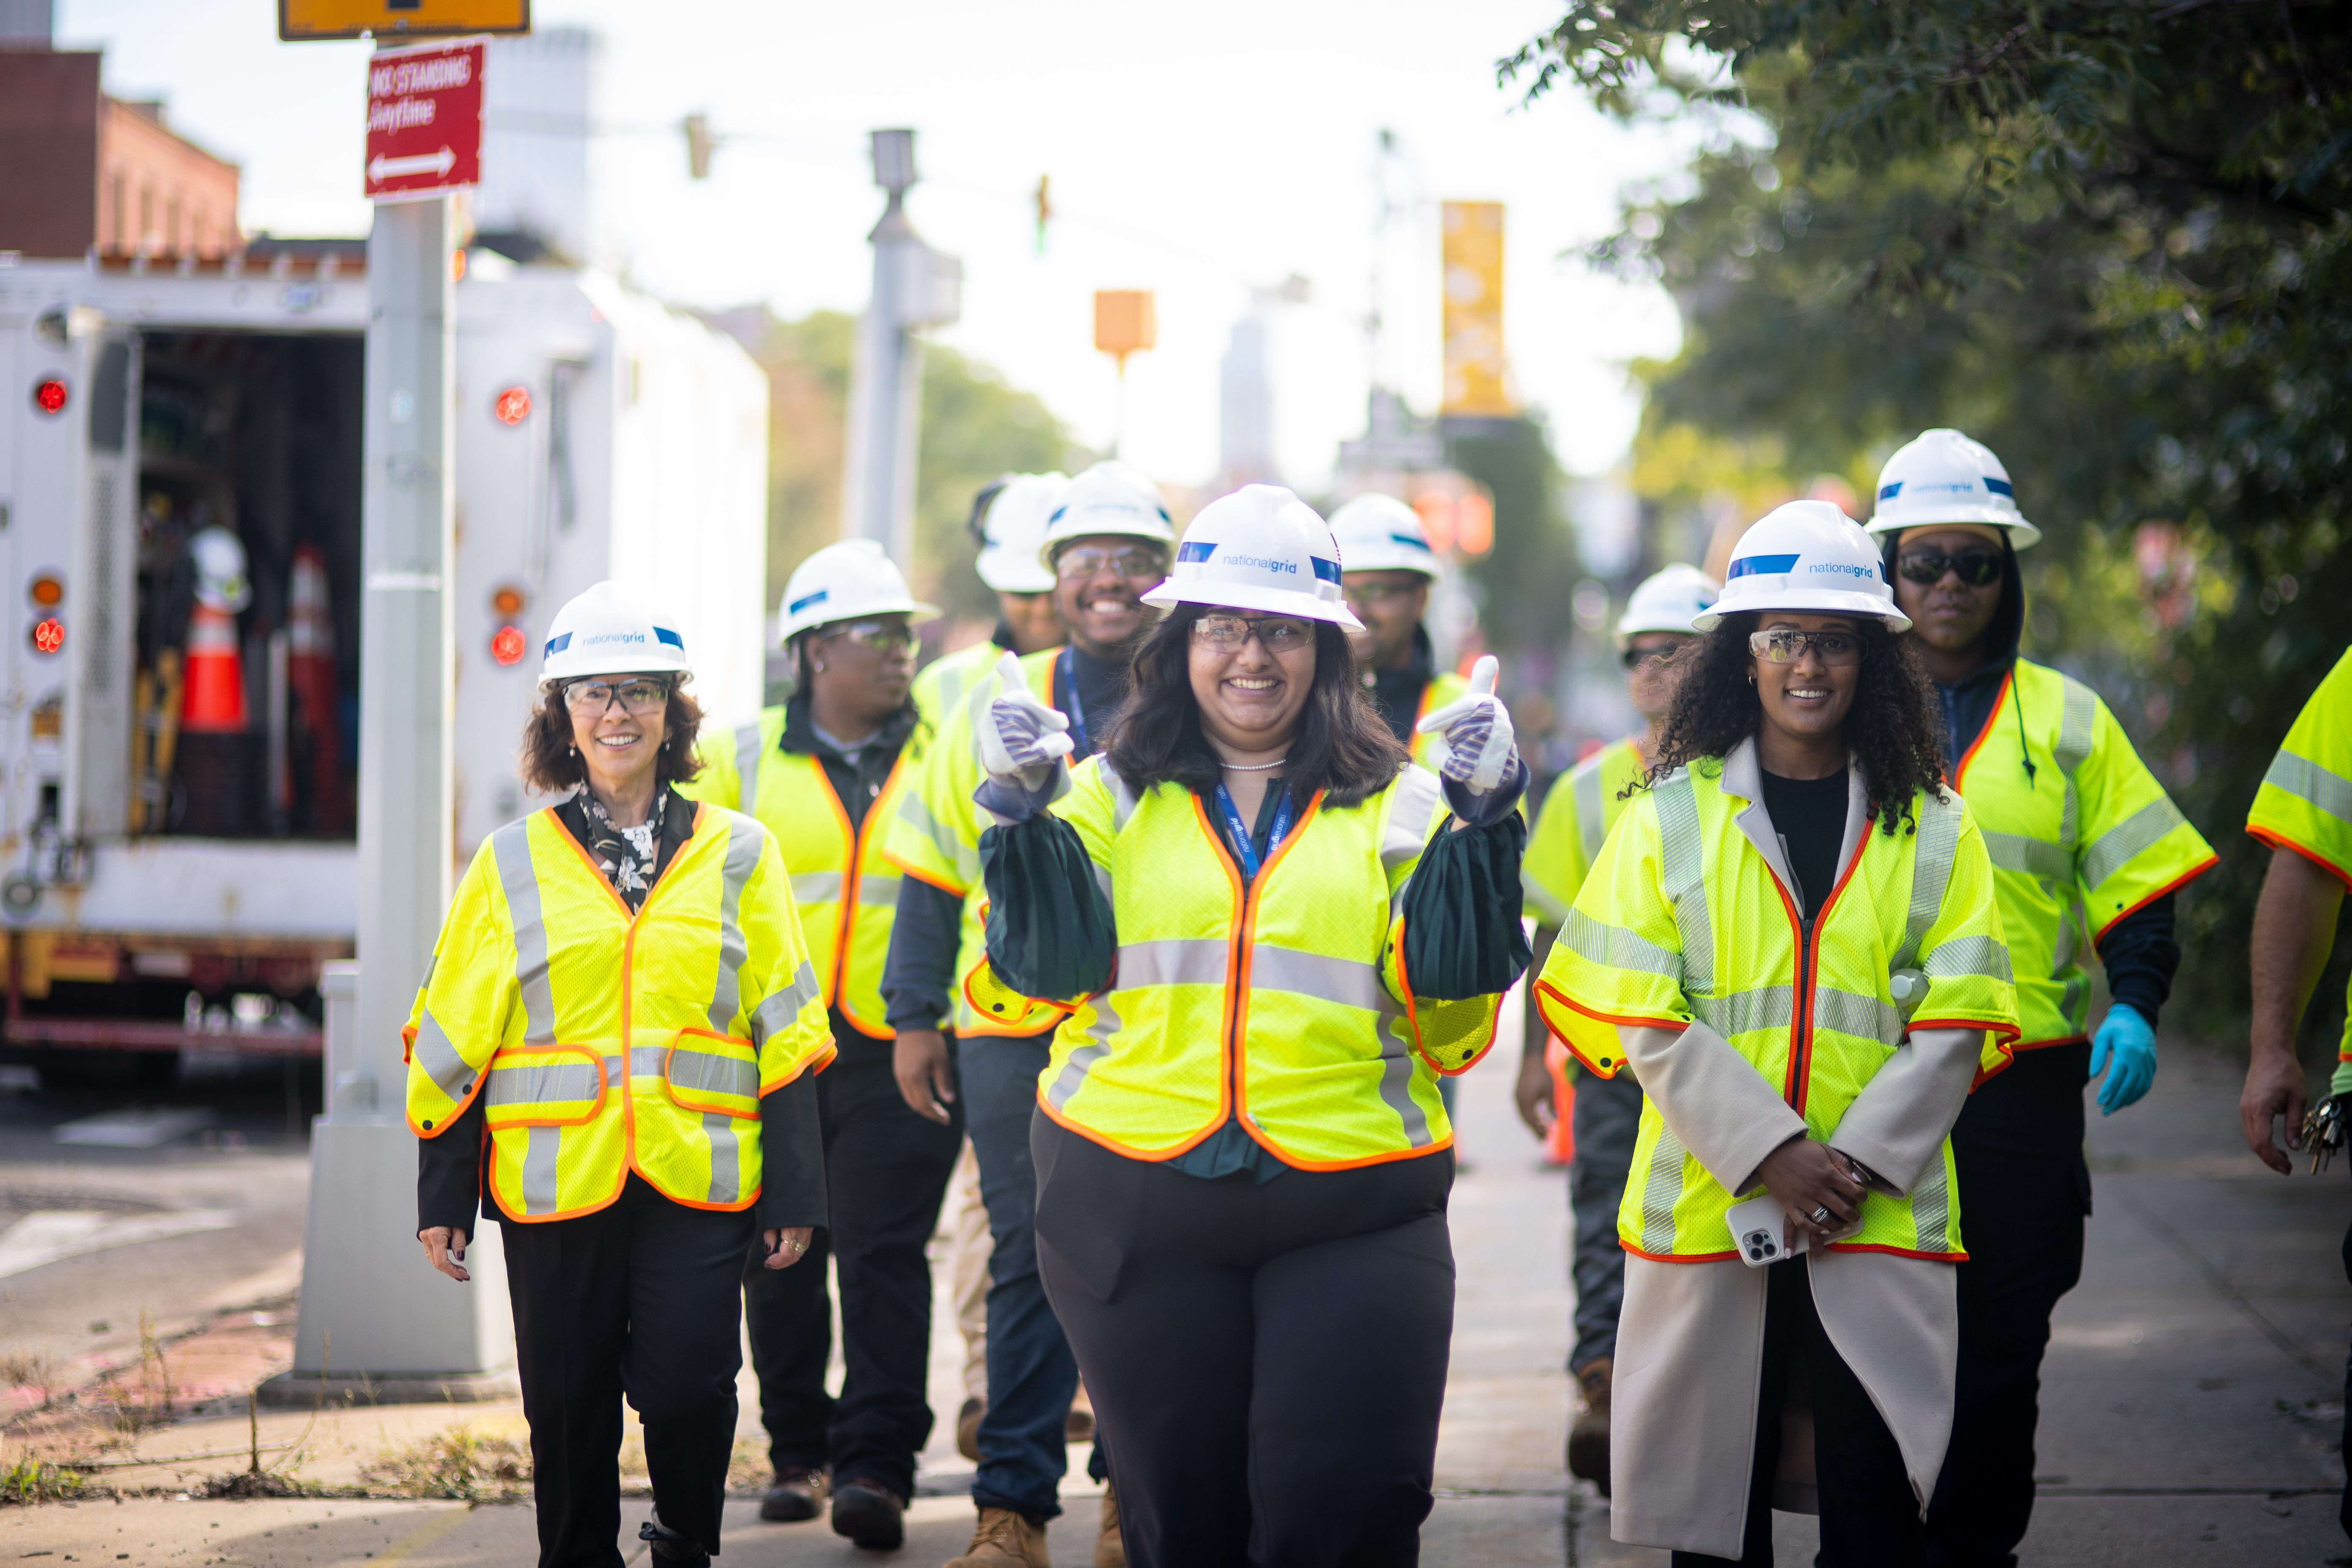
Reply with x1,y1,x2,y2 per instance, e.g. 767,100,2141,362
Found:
1416,654,1518,795
971,651,1072,821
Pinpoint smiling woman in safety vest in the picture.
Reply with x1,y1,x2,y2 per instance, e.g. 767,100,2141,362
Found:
961,484,1531,1567
408,580,833,1568
1536,501,2018,1564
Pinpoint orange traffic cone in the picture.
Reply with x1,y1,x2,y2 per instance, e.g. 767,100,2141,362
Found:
180,602,248,733
287,544,350,832
1544,1034,1578,1165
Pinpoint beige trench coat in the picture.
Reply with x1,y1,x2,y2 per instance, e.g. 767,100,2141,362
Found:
1601,741,1985,1557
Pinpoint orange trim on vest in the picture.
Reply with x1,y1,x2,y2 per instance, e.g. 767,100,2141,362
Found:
2249,827,2352,892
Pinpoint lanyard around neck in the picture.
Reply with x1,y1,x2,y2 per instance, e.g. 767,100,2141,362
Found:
1058,646,1089,757
1214,781,1293,883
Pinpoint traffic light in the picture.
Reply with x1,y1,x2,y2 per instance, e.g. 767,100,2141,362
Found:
1034,174,1052,255
684,113,715,180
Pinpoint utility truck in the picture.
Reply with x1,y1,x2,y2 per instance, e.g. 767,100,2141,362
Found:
0,242,767,1079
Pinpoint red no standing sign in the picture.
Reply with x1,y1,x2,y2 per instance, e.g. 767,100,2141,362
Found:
365,37,485,202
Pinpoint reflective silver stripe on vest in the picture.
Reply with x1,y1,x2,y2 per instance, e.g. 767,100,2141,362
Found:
1813,986,1903,1046
1892,791,1964,973
667,1043,760,1103
521,1124,563,1215
1251,944,1390,1016
1045,991,1119,1111
792,871,844,906
1640,1124,1687,1255
703,1111,740,1204
1574,760,1611,864
1382,767,1443,879
1908,1150,1952,1252
2055,678,2097,854
1106,768,1143,835
629,1045,667,1077
1377,1015,1435,1148
1116,937,1230,988
2080,796,2189,891
491,820,557,1045
1521,868,1571,928
411,1006,474,1104
750,959,823,1046
898,791,983,887
1925,933,2014,985
1979,830,2071,884
1652,771,1711,996
858,869,901,906
487,1056,601,1113
1562,909,1680,979
2050,903,2080,978
1690,985,1794,1039
706,814,766,1035
2266,750,2352,829
734,720,763,809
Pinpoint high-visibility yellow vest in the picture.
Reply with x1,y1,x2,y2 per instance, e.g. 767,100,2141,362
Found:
1406,669,1470,774
1952,659,2215,1051
1534,762,2018,1261
1522,736,1646,926
884,647,1062,1036
2248,645,2352,1061
404,802,834,1222
967,758,1506,1170
679,708,929,1039
906,638,1020,774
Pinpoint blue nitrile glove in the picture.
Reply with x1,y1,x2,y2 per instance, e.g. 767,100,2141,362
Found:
2089,1002,2157,1115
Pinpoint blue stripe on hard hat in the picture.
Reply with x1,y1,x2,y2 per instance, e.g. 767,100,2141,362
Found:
1727,553,1801,580
1177,540,1217,564
654,626,684,650
787,589,829,615
545,632,572,655
1388,531,1434,551
1984,476,2014,497
1311,557,1342,585
1048,506,1069,523
1878,481,1903,501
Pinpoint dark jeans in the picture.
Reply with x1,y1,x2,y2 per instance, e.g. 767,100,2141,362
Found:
2340,1217,2352,1541
1032,1110,1454,1568
742,1038,962,1500
1569,1068,1643,1370
1925,1045,2092,1568
961,1031,1083,1520
502,1173,752,1568
1672,1260,1923,1568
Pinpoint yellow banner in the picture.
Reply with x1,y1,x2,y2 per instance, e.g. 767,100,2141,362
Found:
280,0,528,41
1440,201,1515,418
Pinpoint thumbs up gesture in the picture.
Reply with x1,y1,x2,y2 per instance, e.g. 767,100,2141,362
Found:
973,649,1073,788
1416,654,1518,795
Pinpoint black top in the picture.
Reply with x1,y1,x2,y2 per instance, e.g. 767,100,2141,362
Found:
1759,768,1849,921
1362,625,1438,750
1054,640,1131,759
787,692,917,833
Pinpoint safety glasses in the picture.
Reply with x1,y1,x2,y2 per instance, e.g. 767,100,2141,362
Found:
1621,643,1683,672
563,676,673,715
1896,548,2003,587
1342,580,1421,608
1748,629,1865,667
819,620,917,653
1054,544,1169,582
1191,613,1315,653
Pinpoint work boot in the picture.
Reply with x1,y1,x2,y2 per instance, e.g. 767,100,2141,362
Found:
759,1466,828,1523
1566,1356,1613,1496
830,1479,907,1551
637,1519,710,1568
957,1396,988,1462
1093,1482,1125,1568
942,1506,1050,1567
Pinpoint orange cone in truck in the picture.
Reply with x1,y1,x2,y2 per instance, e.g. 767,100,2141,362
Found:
180,525,250,733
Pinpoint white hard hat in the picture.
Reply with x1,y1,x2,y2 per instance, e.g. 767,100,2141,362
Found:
975,473,1067,594
541,580,693,685
1617,564,1721,643
189,527,252,613
1326,493,1441,580
777,539,942,645
1866,427,2041,549
1037,460,1176,566
1141,485,1361,629
1693,501,1912,633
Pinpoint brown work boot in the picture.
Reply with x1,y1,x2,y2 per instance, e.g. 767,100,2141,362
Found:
1093,1482,1125,1568
957,1396,988,1462
1566,1356,1612,1496
942,1506,1050,1567
759,1466,828,1522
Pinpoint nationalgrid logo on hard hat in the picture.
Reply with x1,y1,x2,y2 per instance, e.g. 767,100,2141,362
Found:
1222,553,1300,576
1808,561,1883,581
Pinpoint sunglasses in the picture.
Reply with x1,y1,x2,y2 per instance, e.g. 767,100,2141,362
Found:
819,620,917,653
1896,548,2003,587
563,676,673,715
1749,629,1865,667
1621,643,1683,671
1191,613,1315,653
1054,544,1169,582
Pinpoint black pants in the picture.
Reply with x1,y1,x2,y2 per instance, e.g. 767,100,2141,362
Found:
502,1173,753,1568
741,1037,962,1500
1925,1045,2092,1568
1031,1110,1454,1568
1674,1260,1922,1568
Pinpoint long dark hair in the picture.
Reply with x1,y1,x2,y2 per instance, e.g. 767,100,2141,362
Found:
520,677,707,794
1646,612,1946,834
1102,603,1409,809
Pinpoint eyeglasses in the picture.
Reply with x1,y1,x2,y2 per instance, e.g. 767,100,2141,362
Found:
1621,643,1683,671
819,620,917,653
1896,548,2002,587
1749,629,1865,667
1191,613,1315,653
563,676,673,715
1055,544,1168,582
1342,580,1422,607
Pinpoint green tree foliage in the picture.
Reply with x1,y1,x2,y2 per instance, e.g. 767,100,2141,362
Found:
1445,415,1586,659
1508,3,2352,1033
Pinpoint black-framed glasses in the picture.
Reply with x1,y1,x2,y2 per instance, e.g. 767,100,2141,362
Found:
563,676,673,715
819,619,917,653
1191,613,1315,653
1621,643,1682,671
1749,629,1865,667
1896,548,2002,586
1054,544,1169,582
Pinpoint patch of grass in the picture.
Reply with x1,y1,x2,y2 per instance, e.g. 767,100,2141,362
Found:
199,1470,315,1500
360,1424,531,1502
0,1458,91,1505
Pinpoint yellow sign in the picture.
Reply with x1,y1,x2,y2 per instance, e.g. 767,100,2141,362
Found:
1440,201,1516,418
280,0,529,41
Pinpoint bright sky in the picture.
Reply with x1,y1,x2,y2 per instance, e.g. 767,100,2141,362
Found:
60,0,1691,489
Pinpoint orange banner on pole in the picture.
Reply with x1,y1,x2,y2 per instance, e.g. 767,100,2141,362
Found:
1440,201,1515,418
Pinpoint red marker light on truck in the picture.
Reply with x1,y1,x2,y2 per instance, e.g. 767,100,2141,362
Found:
28,574,63,608
491,625,526,665
31,618,64,654
494,386,531,425
32,377,67,416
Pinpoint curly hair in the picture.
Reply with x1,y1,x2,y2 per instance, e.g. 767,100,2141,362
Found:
520,677,707,795
1644,612,1946,833
1102,603,1408,810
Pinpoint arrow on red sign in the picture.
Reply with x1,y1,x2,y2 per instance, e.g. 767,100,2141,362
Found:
369,147,458,184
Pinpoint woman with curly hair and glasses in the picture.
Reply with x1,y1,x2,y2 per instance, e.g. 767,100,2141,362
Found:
1534,501,2020,1565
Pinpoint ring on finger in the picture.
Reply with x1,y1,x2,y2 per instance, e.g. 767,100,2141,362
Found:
1809,1204,1832,1225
